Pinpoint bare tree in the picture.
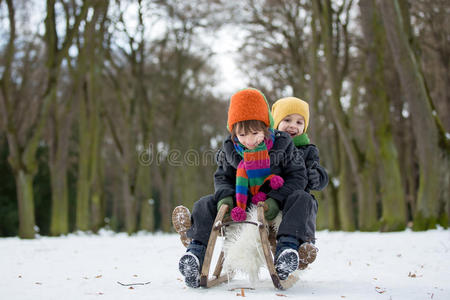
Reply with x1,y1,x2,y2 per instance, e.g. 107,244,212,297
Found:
377,0,449,229
0,0,89,238
74,1,109,232
359,0,406,231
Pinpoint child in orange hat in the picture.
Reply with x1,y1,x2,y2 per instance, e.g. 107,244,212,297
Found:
178,88,315,287
271,96,329,269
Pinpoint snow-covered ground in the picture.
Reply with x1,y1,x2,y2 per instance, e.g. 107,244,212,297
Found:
1,229,449,300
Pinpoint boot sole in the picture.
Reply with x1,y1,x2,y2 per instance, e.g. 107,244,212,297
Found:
179,253,200,288
275,249,299,280
172,206,192,247
298,243,318,269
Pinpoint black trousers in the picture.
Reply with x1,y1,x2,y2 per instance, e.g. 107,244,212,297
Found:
186,190,318,245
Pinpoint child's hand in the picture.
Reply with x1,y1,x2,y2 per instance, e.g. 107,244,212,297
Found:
264,198,279,221
307,168,320,190
217,196,233,218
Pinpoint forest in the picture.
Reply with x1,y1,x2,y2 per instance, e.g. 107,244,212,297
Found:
0,0,448,238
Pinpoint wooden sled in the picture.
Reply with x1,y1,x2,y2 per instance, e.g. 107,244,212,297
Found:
199,202,297,290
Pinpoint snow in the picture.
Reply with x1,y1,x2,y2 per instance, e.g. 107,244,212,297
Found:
1,229,449,300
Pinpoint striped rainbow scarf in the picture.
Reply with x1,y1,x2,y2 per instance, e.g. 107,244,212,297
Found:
231,129,283,221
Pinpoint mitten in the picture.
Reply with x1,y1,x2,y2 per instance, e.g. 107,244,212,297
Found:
307,168,320,190
264,198,279,221
217,196,233,218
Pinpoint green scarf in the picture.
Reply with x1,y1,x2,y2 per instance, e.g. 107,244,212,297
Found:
292,133,310,147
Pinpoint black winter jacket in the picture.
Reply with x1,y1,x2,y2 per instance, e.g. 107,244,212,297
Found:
214,130,307,207
297,144,328,193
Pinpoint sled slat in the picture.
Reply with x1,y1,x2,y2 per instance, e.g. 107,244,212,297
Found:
257,203,286,290
213,251,225,277
200,204,228,287
206,274,230,288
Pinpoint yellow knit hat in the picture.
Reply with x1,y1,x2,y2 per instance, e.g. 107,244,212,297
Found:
271,97,310,133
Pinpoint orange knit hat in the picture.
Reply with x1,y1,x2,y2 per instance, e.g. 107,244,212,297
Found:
227,88,274,132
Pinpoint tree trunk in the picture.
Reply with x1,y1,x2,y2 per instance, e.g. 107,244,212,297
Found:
48,86,74,236
160,180,174,232
337,143,356,231
136,164,154,231
88,102,103,232
76,96,91,230
140,198,155,232
358,134,378,231
122,172,136,234
49,162,69,235
360,0,406,231
155,164,175,232
313,1,368,224
90,141,104,233
378,138,407,231
378,0,447,229
15,170,36,238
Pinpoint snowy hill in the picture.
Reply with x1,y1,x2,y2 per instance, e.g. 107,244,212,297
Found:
1,229,449,300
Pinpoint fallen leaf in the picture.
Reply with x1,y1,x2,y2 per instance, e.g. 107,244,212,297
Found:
97,292,104,295
276,294,287,297
348,261,352,266
129,286,134,290
375,286,386,294
35,282,42,285
373,278,378,280
133,274,138,277
177,278,183,282
341,296,346,298
408,272,417,278
95,275,102,278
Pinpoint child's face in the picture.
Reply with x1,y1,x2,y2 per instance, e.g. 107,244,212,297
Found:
278,113,305,137
236,127,265,150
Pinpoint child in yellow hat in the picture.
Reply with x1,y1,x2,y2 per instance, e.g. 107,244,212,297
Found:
271,97,329,269
177,88,315,287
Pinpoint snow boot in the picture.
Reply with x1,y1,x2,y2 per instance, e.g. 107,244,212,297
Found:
275,235,300,280
172,205,192,247
298,242,318,270
275,248,299,280
179,252,200,288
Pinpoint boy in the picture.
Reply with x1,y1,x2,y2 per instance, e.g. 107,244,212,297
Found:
177,88,315,287
271,96,328,269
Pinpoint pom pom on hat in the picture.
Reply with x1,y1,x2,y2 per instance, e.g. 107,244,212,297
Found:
231,206,247,222
271,97,310,132
252,191,267,205
270,175,284,190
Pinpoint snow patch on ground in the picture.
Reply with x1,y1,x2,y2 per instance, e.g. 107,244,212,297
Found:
1,229,449,299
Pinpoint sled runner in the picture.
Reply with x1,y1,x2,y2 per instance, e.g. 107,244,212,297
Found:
198,202,297,290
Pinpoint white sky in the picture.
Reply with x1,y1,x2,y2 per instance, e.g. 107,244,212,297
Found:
209,26,248,96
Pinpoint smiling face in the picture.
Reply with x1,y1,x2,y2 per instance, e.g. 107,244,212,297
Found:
277,113,305,137
236,127,265,150
231,120,270,150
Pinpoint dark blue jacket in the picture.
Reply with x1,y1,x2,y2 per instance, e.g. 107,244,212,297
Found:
297,143,328,193
214,130,307,207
